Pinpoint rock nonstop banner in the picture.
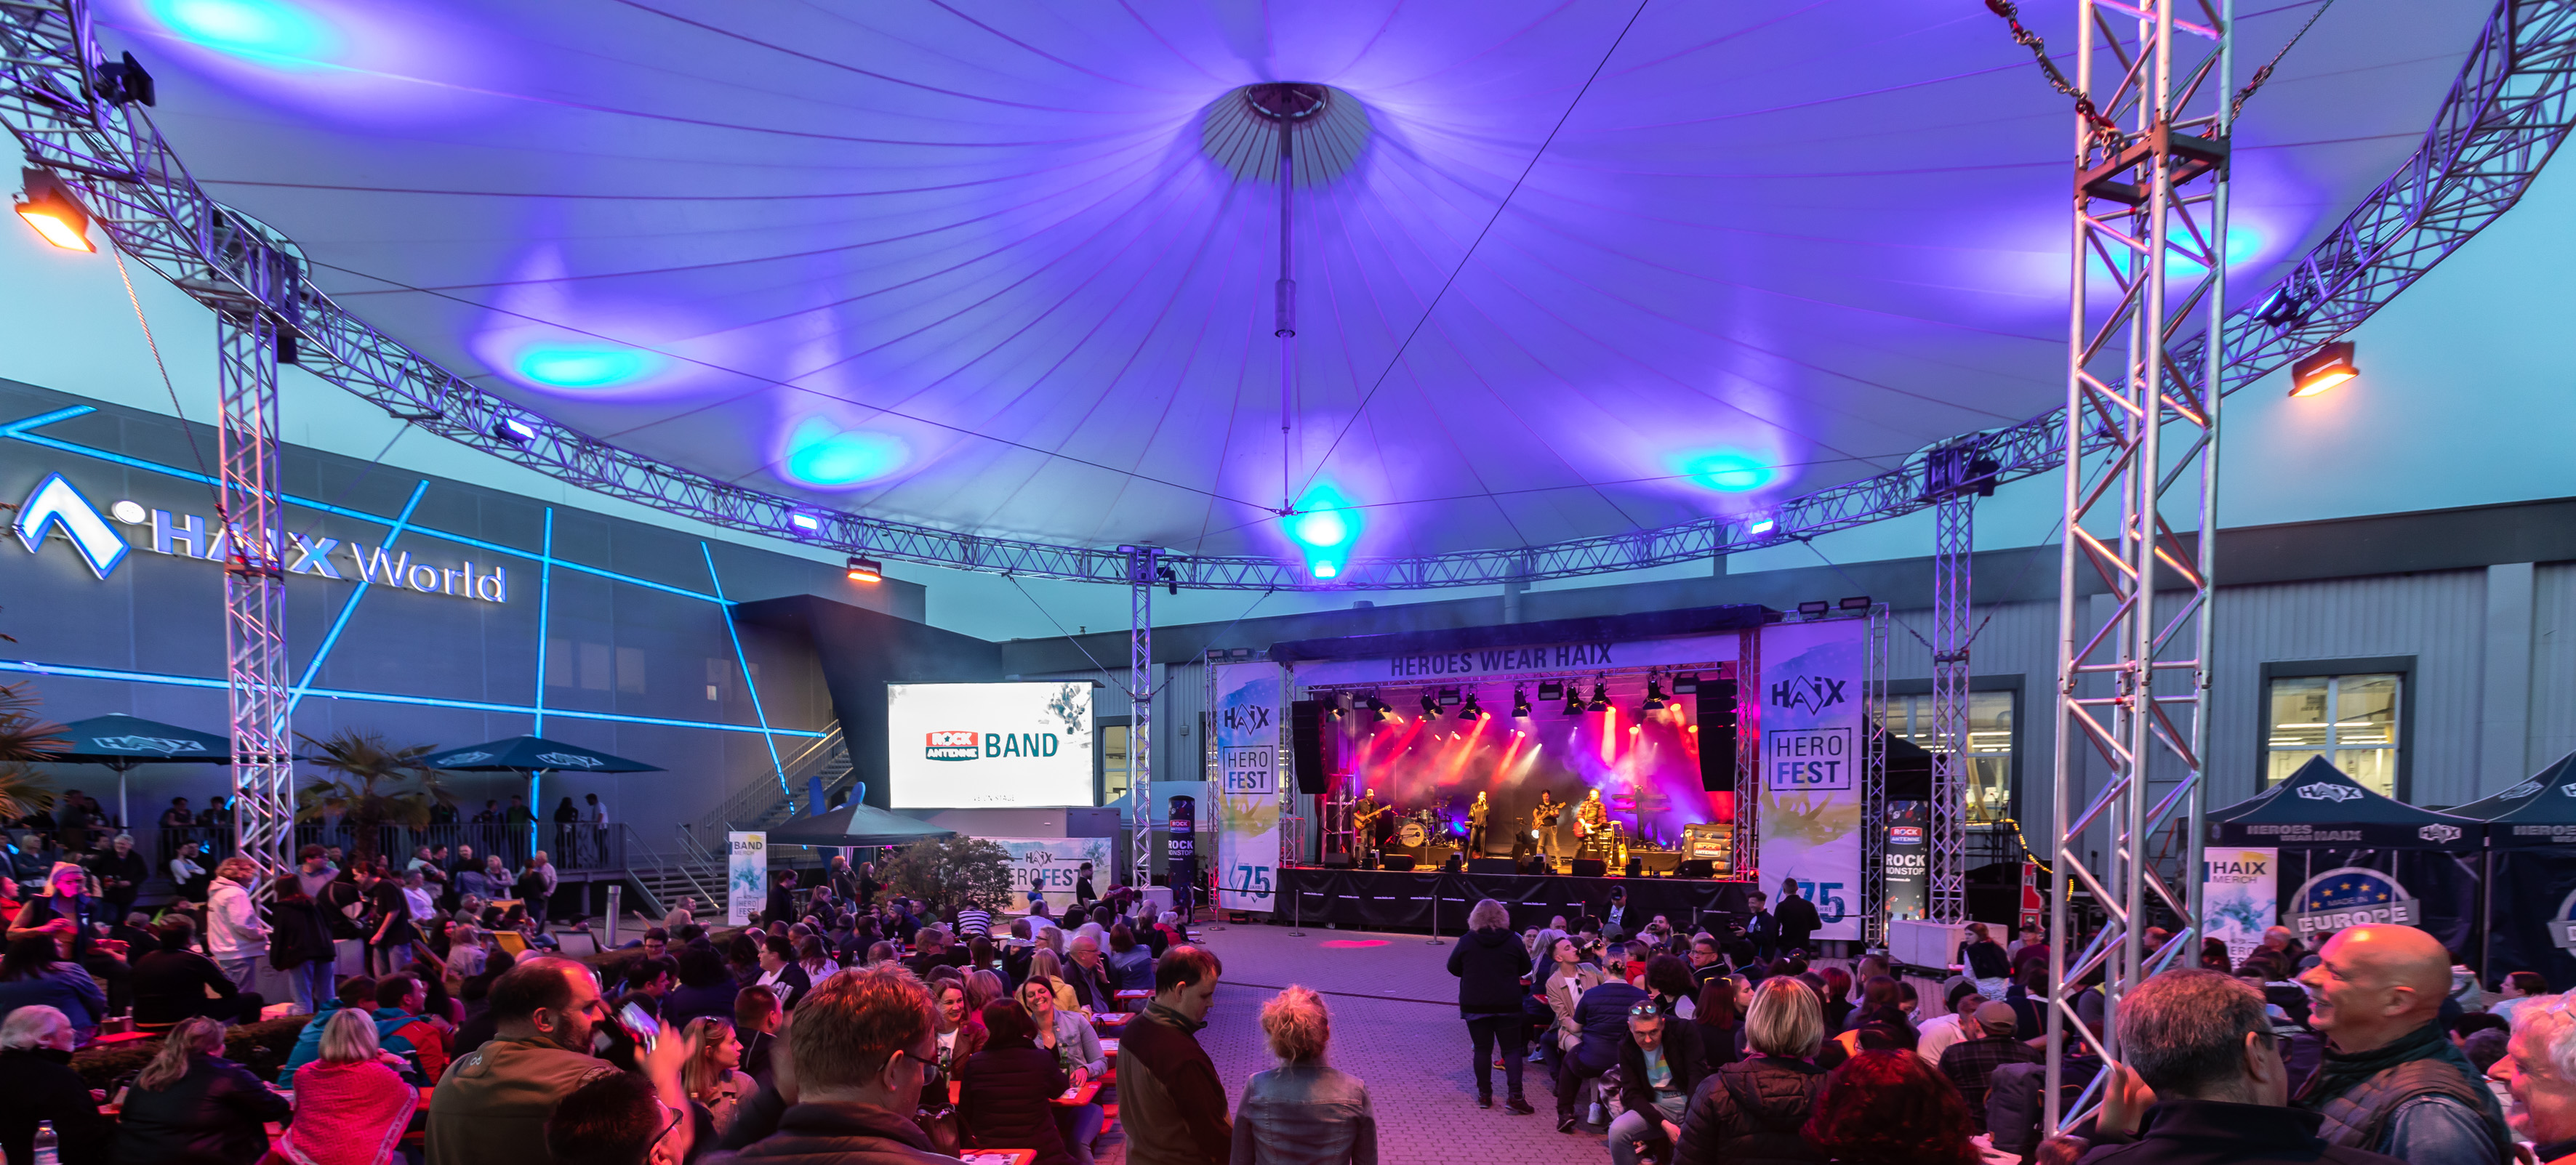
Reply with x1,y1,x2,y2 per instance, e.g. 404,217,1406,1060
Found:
1756,618,1867,941
1212,662,1285,912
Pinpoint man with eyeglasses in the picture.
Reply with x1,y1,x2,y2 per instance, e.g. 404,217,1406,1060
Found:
2494,993,2576,1165
431,955,683,1165
710,963,958,1164
2074,968,2399,1165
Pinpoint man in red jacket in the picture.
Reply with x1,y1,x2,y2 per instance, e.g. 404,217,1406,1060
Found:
1117,946,1230,1165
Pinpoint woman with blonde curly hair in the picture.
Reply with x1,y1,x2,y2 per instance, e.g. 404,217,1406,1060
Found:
1230,985,1378,1163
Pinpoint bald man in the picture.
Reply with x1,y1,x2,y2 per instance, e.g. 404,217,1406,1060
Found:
2292,924,2511,1165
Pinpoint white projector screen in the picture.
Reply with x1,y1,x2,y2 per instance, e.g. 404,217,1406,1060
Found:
886,681,1094,809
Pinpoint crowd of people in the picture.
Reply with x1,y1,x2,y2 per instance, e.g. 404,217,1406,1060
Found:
1444,895,2576,1165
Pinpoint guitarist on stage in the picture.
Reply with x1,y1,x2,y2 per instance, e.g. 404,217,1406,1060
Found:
1352,789,1392,864
1575,788,1610,856
1533,791,1566,866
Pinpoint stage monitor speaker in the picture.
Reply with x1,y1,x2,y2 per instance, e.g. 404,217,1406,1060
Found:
1570,858,1608,878
1467,857,1518,875
1322,852,1352,868
1675,859,1716,879
1291,700,1327,794
1381,855,1418,871
1700,681,1741,791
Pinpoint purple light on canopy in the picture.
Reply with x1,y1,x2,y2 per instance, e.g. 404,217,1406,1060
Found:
108,0,505,121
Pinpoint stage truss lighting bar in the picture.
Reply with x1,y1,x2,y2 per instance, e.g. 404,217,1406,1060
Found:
2289,341,2359,397
0,0,2564,591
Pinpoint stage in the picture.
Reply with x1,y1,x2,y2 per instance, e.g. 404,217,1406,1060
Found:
1279,865,1754,935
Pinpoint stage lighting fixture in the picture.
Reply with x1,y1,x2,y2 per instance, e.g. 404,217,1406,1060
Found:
1641,679,1667,712
787,512,824,533
845,556,883,583
1536,680,1564,701
1438,687,1461,706
1838,596,1871,610
1586,683,1611,713
2290,340,2357,398
1368,696,1394,722
1458,693,1486,721
100,52,155,107
1747,515,1777,536
15,169,92,252
1672,672,1699,695
1157,564,1177,596
1797,600,1831,617
1563,685,1586,716
491,417,537,444
1512,688,1532,717
1419,693,1441,719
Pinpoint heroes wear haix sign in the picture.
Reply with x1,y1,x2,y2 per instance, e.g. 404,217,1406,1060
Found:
12,471,505,602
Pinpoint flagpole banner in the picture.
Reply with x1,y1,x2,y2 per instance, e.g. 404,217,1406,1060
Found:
1212,662,1285,913
1885,802,1927,924
987,837,1115,916
726,831,766,926
1756,618,1867,941
2202,846,2278,967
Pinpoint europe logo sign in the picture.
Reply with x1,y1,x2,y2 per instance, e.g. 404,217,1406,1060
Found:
2286,866,2419,938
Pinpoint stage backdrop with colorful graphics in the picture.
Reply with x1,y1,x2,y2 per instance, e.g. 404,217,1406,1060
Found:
988,837,1115,916
1757,618,1868,941
1212,663,1284,913
2202,847,2279,967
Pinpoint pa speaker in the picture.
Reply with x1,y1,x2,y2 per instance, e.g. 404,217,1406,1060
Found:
1291,700,1327,794
1700,680,1741,791
1381,855,1418,871
1467,857,1518,875
1322,852,1352,868
1570,858,1608,878
1675,859,1716,879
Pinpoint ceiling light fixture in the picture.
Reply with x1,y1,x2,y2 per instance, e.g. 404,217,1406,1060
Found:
1586,682,1612,713
15,169,92,252
845,556,882,583
1419,693,1441,719
2290,340,2358,398
1512,687,1531,718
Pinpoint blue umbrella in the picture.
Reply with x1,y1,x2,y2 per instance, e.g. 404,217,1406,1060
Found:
422,736,662,774
41,714,232,828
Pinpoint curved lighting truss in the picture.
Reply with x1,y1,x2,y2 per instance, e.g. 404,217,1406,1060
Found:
0,0,2569,592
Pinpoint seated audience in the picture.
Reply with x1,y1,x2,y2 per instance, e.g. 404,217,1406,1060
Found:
0,928,105,1040
1939,1000,2042,1132
269,1007,421,1165
1107,926,1155,993
711,964,950,1161
960,1000,1075,1165
1805,1047,1983,1165
664,943,738,1028
541,1041,696,1165
735,984,782,1089
754,935,811,1009
0,1004,111,1165
1232,984,1376,1165
112,1015,292,1165
1673,976,1828,1164
131,916,262,1031
933,979,988,1086
1020,969,1107,1164
1610,1001,1701,1165
682,1015,758,1138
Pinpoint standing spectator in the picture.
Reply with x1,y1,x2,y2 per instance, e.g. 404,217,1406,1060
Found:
711,963,950,1161
1959,922,2013,1000
583,794,609,868
428,956,633,1165
1020,970,1107,1164
1938,1001,2042,1132
169,840,212,903
1770,878,1821,956
270,873,340,1015
2065,967,2399,1165
1118,946,1231,1165
2292,924,2511,1164
1230,985,1376,1165
92,833,148,922
955,900,992,940
112,1015,292,1165
550,798,579,860
960,1000,1075,1165
1672,975,1828,1164
682,1015,758,1138
1610,1002,1702,1165
206,858,269,995
735,985,782,1089
1556,957,1649,1133
131,916,262,1030
2492,972,2551,1028
270,1007,422,1165
1741,892,1778,962
0,1005,111,1164
1446,898,1536,1114
2497,994,2576,1165
763,870,798,925
0,930,106,1039
754,936,811,1009
517,852,558,931
1072,863,1098,911
364,864,421,975
1804,1049,1981,1165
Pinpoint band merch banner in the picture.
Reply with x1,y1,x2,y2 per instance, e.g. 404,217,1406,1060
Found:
726,831,766,926
2202,846,2278,967
1212,662,1285,913
1756,618,1867,941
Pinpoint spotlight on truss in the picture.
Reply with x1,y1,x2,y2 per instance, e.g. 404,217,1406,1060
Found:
845,556,883,583
2290,341,2358,398
15,169,92,252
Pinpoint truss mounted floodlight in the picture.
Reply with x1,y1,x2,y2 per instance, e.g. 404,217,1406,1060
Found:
1457,692,1486,721
1419,693,1440,719
1586,682,1612,713
1368,695,1394,722
845,556,882,582
1797,600,1831,617
2290,340,2359,398
787,512,824,533
1641,678,1668,712
1838,596,1872,610
491,417,537,444
1672,672,1699,695
1511,687,1532,717
15,168,90,251
1562,684,1585,716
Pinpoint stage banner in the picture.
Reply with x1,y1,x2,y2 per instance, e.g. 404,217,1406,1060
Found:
1290,632,1738,688
2201,846,2278,967
1885,802,1927,924
987,837,1115,916
1757,618,1867,941
726,831,766,927
1212,662,1285,913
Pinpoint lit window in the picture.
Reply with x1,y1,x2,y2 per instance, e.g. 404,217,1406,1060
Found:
1877,690,2015,824
1101,723,1132,804
2265,673,2400,796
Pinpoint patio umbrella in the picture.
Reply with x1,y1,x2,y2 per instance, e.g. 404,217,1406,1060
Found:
39,714,230,829
424,735,664,842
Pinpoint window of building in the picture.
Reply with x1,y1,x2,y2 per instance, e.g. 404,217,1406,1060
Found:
1877,690,2016,824
2265,672,2402,795
1099,722,1133,805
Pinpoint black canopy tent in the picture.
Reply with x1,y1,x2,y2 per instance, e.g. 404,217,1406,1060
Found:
766,802,955,848
2455,751,2576,980
2205,756,2484,958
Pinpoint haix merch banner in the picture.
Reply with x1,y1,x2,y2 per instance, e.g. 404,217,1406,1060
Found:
726,831,766,926
2202,847,2278,967
1757,618,1867,941
1212,663,1284,913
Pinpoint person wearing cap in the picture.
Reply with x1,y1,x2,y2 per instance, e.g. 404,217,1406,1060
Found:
1938,999,2043,1132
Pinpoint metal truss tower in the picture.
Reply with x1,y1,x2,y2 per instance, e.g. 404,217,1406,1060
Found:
1926,444,1986,926
2045,0,2229,1133
217,307,296,874
1860,607,1890,944
1126,546,1162,898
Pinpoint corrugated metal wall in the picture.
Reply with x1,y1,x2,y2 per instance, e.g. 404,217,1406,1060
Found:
2534,563,2576,770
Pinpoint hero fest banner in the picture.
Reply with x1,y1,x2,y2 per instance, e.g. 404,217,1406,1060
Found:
1211,662,1283,914
1756,618,1866,942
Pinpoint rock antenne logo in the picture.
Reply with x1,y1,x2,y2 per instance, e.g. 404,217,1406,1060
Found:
2417,823,2463,844
93,735,198,755
2295,782,2363,803
2286,866,2419,938
925,730,982,761
1769,674,1847,714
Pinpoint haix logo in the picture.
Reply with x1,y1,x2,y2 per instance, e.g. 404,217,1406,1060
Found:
1769,674,1847,713
2295,782,2363,804
2561,783,2576,799
924,729,1060,762
440,751,494,765
534,752,601,769
12,473,506,602
93,735,197,755
2502,780,2545,799
2417,823,2463,844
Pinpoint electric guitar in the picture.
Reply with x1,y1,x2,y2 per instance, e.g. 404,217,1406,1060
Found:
1352,802,1392,831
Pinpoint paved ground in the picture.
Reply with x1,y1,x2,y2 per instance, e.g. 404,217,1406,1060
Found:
1089,921,1615,1165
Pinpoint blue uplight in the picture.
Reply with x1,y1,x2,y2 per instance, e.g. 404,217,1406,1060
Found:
515,346,657,390
1284,483,1361,581
780,417,907,487
151,0,338,63
1679,451,1773,493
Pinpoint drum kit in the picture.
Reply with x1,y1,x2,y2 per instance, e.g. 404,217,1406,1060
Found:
1395,808,1449,848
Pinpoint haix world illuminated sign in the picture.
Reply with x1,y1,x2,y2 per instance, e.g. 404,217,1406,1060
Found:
11,472,506,603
